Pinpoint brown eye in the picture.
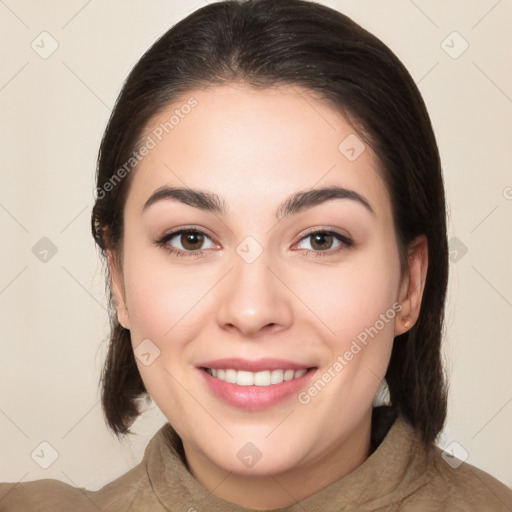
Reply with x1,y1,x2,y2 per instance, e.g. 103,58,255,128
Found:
295,229,353,256
310,232,335,251
156,228,216,256
180,231,205,250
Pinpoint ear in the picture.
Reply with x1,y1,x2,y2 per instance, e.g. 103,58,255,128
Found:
107,249,131,330
395,235,428,336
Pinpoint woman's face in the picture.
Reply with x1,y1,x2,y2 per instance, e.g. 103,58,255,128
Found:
110,84,418,480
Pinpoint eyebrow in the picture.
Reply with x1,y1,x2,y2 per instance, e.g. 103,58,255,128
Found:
142,185,374,220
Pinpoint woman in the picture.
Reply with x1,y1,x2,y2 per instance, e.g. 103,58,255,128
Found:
1,0,511,510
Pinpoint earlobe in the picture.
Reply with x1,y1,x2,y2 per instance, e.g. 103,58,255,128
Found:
107,249,130,330
395,235,428,336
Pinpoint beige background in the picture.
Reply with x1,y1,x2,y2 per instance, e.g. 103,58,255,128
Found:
0,0,511,491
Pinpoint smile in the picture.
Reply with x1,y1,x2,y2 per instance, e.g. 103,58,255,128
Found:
197,359,318,410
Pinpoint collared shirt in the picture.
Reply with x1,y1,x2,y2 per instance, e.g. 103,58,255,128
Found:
1,407,511,511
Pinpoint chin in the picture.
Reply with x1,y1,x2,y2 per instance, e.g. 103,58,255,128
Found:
211,442,304,477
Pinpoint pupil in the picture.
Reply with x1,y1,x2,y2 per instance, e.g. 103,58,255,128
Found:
312,233,332,250
182,232,203,250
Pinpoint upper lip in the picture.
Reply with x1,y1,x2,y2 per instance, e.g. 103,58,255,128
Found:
198,358,315,372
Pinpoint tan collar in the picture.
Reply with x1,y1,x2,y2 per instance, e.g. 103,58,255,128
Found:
145,411,431,511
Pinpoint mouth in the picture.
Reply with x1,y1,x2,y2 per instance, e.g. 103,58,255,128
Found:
197,358,318,409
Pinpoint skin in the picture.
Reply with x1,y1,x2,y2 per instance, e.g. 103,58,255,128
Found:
108,83,428,509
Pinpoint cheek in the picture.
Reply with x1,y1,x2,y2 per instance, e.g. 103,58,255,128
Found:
298,251,401,344
121,257,211,415
120,219,213,339
295,247,402,409
294,254,400,418
123,260,210,344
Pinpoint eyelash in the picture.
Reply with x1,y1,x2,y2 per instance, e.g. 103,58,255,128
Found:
155,227,354,260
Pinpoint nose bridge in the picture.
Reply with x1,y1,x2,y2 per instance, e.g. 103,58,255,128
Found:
216,242,292,336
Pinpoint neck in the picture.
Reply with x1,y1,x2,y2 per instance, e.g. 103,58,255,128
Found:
182,409,373,510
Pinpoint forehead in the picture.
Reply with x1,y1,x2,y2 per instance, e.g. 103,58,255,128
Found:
127,84,392,221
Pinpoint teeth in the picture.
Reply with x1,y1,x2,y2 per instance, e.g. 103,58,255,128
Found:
206,368,308,386
225,369,237,383
237,370,254,386
270,369,284,384
254,371,270,386
284,369,295,381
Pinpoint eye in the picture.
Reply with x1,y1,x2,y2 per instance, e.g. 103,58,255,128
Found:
294,229,353,256
156,228,217,257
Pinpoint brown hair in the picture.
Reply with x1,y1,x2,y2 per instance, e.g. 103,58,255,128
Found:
92,0,448,445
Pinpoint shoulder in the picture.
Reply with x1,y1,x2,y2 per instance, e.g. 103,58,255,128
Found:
0,479,91,511
0,426,174,511
405,444,512,511
378,414,512,511
0,462,151,511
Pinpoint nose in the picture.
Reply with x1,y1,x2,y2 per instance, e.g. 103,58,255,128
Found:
216,249,293,338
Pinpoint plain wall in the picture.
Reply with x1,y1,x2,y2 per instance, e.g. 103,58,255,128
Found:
0,0,511,490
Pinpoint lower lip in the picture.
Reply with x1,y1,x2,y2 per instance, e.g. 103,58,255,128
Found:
198,368,317,410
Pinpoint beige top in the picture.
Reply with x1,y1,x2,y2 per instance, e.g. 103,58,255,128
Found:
1,409,511,511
